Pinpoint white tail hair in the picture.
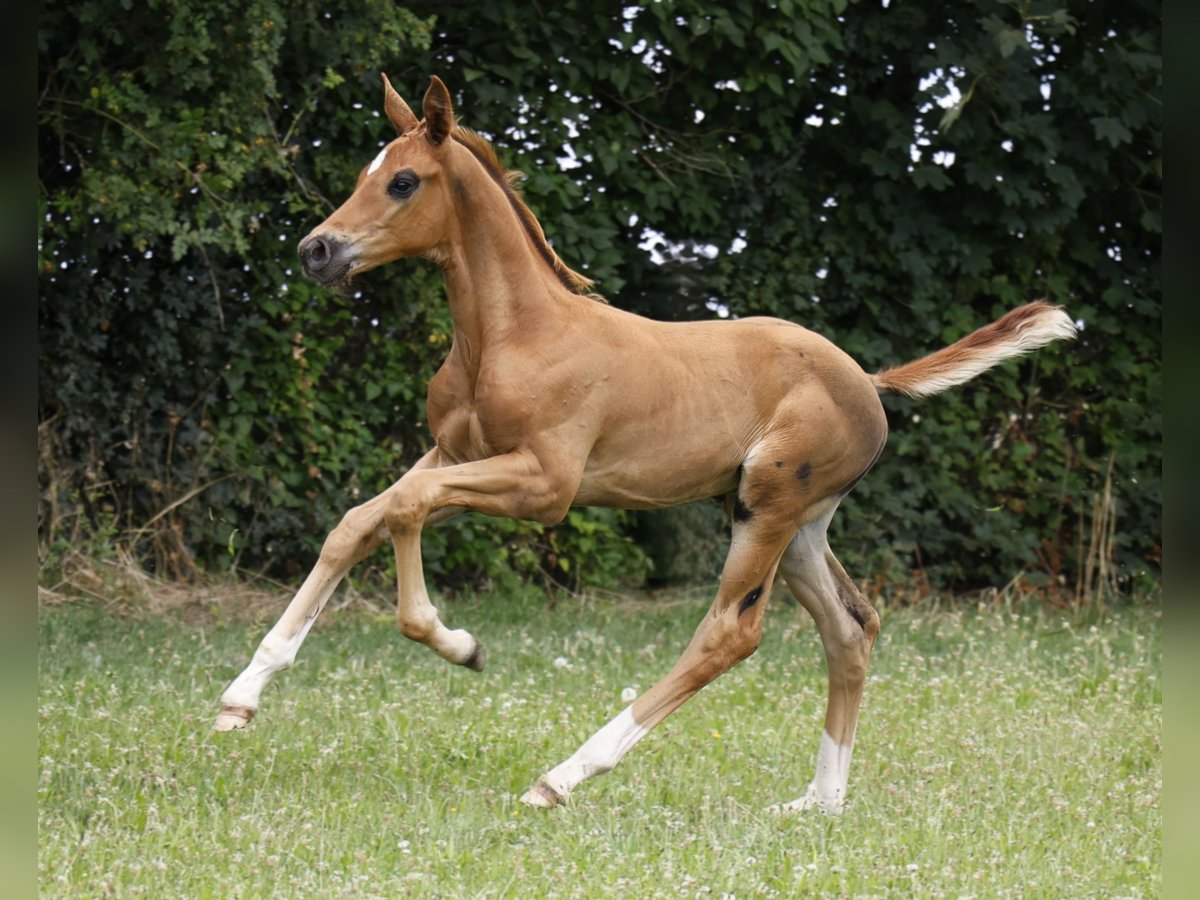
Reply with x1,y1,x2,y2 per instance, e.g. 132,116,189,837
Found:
871,302,1077,399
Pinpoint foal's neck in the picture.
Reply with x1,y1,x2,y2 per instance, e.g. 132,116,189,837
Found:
435,158,570,368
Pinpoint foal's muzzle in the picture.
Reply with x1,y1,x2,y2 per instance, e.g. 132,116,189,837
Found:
297,234,352,285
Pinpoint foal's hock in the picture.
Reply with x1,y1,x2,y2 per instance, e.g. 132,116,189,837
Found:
216,75,1076,813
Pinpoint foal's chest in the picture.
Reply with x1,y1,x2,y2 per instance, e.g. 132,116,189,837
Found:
426,356,538,463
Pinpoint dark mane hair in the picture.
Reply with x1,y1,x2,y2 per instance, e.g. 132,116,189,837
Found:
451,128,602,299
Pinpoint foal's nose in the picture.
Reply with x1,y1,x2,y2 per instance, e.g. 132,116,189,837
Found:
298,235,334,275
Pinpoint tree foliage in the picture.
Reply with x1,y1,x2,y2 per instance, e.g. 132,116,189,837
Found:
38,0,1160,596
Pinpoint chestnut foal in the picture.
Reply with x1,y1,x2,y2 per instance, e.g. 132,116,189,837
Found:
215,76,1076,813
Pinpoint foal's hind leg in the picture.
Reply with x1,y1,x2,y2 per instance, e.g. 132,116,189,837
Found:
520,460,804,808
771,508,880,813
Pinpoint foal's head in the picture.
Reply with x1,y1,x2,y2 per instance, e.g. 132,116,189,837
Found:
298,75,462,289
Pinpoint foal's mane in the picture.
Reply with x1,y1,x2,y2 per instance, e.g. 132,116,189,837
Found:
451,128,602,300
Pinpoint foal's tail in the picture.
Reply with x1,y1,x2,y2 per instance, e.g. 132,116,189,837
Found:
871,301,1077,399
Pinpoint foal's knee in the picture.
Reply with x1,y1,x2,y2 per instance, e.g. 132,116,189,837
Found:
828,559,879,648
852,599,880,644
320,505,383,568
383,480,436,534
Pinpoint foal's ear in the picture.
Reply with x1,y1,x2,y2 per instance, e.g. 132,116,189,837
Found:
422,76,455,147
381,73,418,135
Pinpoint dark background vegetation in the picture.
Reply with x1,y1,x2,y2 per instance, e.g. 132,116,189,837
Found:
37,0,1160,601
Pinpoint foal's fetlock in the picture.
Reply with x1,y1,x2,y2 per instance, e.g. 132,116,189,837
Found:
214,704,256,733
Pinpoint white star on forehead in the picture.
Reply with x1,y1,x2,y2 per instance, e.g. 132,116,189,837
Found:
367,147,388,175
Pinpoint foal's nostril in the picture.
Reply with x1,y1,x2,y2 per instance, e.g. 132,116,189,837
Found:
301,236,331,271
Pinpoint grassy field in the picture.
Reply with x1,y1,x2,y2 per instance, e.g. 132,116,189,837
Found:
38,585,1160,897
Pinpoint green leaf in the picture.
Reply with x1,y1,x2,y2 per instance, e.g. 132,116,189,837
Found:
1090,116,1133,147
319,67,345,90
912,165,953,191
995,28,1026,58
611,65,630,94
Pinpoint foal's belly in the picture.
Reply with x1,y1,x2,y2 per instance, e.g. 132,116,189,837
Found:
573,441,744,509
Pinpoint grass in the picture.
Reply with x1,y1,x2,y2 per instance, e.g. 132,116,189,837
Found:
38,585,1161,897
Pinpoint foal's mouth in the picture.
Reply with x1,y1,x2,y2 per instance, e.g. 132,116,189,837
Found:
309,262,356,296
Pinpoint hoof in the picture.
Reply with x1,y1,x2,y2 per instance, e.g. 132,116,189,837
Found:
519,780,565,809
767,793,844,816
214,705,256,732
462,640,486,672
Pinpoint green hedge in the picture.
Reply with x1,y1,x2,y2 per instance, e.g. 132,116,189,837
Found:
38,0,1160,596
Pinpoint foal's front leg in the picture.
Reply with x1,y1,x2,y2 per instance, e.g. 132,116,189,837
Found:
215,448,573,731
215,450,449,731
380,449,576,668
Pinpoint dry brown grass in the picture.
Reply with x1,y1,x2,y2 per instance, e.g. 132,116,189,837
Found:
36,545,392,626
1075,453,1121,610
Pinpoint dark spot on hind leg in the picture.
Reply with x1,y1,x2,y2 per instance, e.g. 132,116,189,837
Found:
732,498,753,523
737,585,764,616
828,554,879,638
843,602,867,628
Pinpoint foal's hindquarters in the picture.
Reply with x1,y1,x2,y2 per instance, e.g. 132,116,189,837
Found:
520,325,889,812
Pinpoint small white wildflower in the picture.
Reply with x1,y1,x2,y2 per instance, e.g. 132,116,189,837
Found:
621,687,638,702
553,656,569,669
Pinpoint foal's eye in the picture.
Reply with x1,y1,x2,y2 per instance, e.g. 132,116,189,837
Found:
388,171,419,200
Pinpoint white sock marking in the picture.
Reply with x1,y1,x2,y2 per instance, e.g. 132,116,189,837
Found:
770,730,854,814
220,571,338,710
425,615,477,663
537,706,648,799
811,729,853,804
